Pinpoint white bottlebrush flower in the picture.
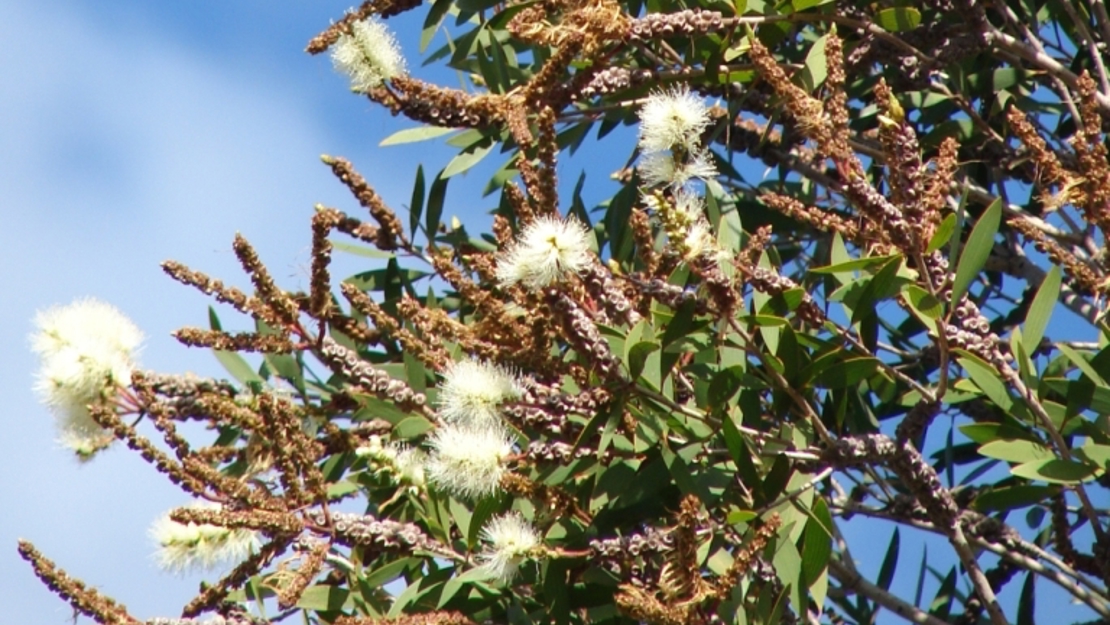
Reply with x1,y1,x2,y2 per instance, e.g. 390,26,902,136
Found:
394,445,427,488
149,504,260,574
355,434,398,463
637,86,712,153
56,428,115,463
638,149,718,189
356,436,427,489
32,298,143,358
426,422,515,499
438,359,523,425
477,512,541,584
682,218,715,261
672,188,705,221
31,298,143,450
331,16,406,91
495,215,594,290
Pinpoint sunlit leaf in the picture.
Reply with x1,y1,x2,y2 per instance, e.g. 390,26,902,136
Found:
380,125,456,146
874,6,922,31
951,199,1001,308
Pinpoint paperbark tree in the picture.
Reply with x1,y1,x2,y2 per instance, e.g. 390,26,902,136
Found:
21,2,1110,624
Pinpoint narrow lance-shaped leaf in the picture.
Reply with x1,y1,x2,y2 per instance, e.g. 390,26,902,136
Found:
926,212,957,254
208,307,263,385
874,6,923,31
878,528,900,591
950,198,1001,310
1023,265,1061,349
425,170,449,240
409,164,426,237
1017,572,1036,625
380,126,456,146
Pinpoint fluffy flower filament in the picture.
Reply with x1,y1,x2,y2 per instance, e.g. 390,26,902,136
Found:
477,512,543,584
495,215,594,290
636,87,717,190
149,505,261,574
437,359,524,426
331,16,406,91
30,298,143,456
426,422,515,499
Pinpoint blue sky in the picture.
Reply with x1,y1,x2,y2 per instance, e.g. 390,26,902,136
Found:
0,2,1098,624
0,1,464,620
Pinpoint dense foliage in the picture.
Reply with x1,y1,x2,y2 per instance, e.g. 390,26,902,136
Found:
21,1,1110,624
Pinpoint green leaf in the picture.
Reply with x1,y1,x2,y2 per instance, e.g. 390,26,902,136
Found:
809,255,898,275
792,0,832,9
929,567,957,619
421,0,452,52
425,172,449,240
661,440,710,503
914,545,928,607
727,508,757,525
363,558,417,589
257,320,304,391
627,341,660,382
926,213,957,254
1023,265,1061,348
327,479,359,499
1011,458,1099,484
877,529,900,591
394,416,434,440
208,307,263,385
978,439,1053,463
904,284,942,319
409,164,426,237
951,199,1001,308
799,32,828,92
442,141,494,178
708,365,745,413
297,585,351,611
800,498,832,588
1017,572,1036,625
1058,343,1108,386
850,255,905,324
330,241,395,259
246,575,269,617
874,7,922,32
814,357,880,389
437,566,496,609
1076,442,1110,469
956,351,1013,411
722,414,760,487
344,267,428,292
467,496,499,548
972,485,1054,513
958,422,1035,445
772,531,805,616
352,394,412,424
448,497,472,543
1044,378,1110,414
380,125,456,146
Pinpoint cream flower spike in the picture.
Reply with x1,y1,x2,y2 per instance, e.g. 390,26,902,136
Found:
495,215,594,290
438,359,524,426
356,435,427,489
149,504,260,574
637,86,712,153
638,149,718,189
30,298,143,455
331,16,406,91
425,422,515,499
477,512,542,584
